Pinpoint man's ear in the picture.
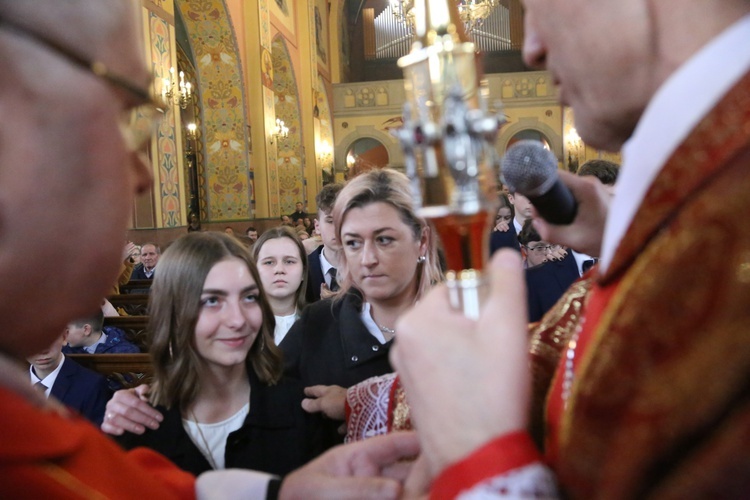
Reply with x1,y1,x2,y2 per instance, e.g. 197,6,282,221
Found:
83,323,93,337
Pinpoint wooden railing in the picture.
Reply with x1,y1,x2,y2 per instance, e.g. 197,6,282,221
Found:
68,353,153,390
108,293,150,316
119,279,153,294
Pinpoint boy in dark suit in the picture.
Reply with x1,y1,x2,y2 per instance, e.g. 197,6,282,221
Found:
519,219,579,322
28,332,111,426
306,183,344,303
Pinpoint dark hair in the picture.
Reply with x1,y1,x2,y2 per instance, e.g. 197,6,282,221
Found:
252,226,309,311
315,183,343,215
578,159,620,186
70,309,104,333
246,226,257,233
148,232,282,410
518,218,542,246
497,193,515,221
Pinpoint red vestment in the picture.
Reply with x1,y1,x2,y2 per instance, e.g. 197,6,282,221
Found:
345,69,750,499
436,69,750,498
0,383,195,498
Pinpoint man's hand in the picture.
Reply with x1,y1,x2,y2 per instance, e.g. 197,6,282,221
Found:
532,171,610,256
301,384,347,420
101,384,163,435
279,432,420,500
122,241,138,262
391,250,531,477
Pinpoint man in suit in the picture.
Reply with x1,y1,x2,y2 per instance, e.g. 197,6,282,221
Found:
392,0,750,497
288,201,307,223
569,160,621,275
306,183,343,303
129,242,159,280
28,332,110,426
518,220,579,322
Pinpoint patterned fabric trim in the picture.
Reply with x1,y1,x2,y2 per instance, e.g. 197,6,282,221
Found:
345,373,397,442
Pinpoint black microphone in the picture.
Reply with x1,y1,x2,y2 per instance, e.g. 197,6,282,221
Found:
501,140,578,225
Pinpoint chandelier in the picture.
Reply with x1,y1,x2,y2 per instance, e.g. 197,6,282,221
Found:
161,67,193,110
389,0,499,34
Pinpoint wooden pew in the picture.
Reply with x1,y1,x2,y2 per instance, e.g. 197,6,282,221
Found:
108,294,150,316
103,315,149,351
119,279,153,294
68,353,153,390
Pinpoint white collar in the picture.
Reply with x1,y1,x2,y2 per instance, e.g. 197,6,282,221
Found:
513,218,523,235
319,246,335,275
29,354,66,398
571,250,593,277
359,302,390,344
600,14,750,273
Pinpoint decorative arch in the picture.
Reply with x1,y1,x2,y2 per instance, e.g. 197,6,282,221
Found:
498,118,562,161
336,126,402,173
271,34,305,213
177,0,252,221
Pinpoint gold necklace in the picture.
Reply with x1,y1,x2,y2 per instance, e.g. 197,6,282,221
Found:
189,409,219,470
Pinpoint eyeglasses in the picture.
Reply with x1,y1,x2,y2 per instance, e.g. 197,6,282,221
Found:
524,244,559,253
0,15,164,152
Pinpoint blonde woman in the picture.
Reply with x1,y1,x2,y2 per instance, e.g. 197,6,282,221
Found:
281,168,443,450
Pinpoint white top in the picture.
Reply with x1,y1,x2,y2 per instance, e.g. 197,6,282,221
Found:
274,313,298,345
359,302,391,344
183,402,250,470
29,355,66,398
600,13,750,273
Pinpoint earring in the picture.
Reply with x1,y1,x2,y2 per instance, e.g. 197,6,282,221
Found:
417,255,426,263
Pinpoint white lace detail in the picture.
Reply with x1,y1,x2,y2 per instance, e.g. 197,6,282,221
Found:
345,372,398,443
457,463,559,499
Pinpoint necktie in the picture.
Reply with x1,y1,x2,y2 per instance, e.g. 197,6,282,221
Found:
582,258,598,274
327,268,339,292
34,381,48,396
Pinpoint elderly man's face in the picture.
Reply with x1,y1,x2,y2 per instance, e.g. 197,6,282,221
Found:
140,245,159,270
0,1,152,356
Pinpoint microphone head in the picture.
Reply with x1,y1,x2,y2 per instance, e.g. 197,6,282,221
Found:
501,140,559,197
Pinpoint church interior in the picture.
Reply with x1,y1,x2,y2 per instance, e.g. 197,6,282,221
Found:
128,0,620,245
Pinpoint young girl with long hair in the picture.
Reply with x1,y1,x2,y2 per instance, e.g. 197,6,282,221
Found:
116,232,317,475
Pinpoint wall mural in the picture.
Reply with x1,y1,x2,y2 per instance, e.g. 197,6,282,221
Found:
271,34,305,214
149,12,181,227
177,0,252,221
316,75,334,185
314,4,327,66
